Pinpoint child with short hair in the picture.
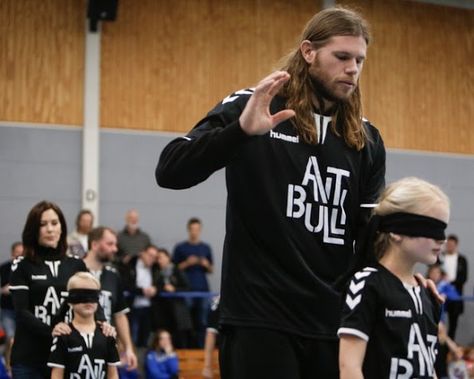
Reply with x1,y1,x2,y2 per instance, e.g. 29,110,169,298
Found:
338,177,450,378
48,272,121,379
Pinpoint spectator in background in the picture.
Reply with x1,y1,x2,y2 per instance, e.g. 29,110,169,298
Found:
202,296,220,379
440,234,468,339
67,209,94,258
173,218,213,348
154,248,192,348
83,226,137,370
123,245,159,349
427,263,461,323
0,241,24,372
145,330,179,379
117,210,151,266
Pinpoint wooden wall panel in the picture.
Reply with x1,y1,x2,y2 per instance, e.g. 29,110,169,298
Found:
339,0,473,154
100,0,319,132
0,0,85,125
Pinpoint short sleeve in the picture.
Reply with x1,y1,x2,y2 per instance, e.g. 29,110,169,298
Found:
9,257,28,291
205,244,213,264
48,336,67,368
360,127,386,207
114,278,129,315
337,268,378,342
106,336,121,366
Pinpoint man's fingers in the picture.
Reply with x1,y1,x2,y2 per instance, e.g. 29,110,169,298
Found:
272,109,296,126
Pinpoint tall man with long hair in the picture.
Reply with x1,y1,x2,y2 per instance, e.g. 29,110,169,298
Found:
156,7,385,378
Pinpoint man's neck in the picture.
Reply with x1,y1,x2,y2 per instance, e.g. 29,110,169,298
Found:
312,95,337,116
83,252,103,272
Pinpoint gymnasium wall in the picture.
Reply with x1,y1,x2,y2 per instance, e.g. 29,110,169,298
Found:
1,125,474,343
1,0,472,152
0,0,473,342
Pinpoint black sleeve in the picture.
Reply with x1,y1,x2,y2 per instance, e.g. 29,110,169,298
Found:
337,269,378,342
10,259,52,337
47,335,67,368
155,91,253,189
0,263,11,287
114,274,129,314
455,255,468,290
106,336,121,365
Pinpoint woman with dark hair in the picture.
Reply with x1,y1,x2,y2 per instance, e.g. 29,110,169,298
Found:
9,200,88,379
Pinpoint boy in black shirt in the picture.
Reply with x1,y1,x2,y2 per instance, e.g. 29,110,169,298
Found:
48,272,120,379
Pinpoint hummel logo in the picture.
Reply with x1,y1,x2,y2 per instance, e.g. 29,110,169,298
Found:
222,89,255,104
349,280,365,294
346,294,362,310
32,275,47,280
345,267,377,310
385,308,412,318
269,130,299,144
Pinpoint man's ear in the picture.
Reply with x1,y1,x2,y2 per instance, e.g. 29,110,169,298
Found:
300,40,316,64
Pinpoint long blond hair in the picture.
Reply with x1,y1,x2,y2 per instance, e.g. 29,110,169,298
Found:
278,6,370,150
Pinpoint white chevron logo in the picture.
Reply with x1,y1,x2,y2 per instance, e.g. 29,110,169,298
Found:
346,294,362,310
222,89,255,104
349,279,365,294
354,271,373,280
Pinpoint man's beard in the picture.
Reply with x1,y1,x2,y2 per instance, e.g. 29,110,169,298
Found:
310,75,341,105
98,255,110,263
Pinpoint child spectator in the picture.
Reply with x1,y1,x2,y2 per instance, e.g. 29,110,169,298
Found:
48,272,120,379
144,330,178,379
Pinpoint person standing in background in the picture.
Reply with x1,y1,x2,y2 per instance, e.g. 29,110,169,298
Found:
67,209,94,258
83,226,138,370
440,234,468,339
173,218,213,348
0,241,24,372
10,201,89,379
117,210,151,266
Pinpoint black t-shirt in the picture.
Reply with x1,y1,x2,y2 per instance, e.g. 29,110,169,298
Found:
48,323,120,378
0,260,13,310
9,254,87,366
90,265,129,324
338,264,440,378
157,90,386,338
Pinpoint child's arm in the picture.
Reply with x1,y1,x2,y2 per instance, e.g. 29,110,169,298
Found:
51,367,64,379
107,365,118,379
339,335,367,379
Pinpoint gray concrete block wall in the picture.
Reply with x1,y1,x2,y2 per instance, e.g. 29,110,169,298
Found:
1,124,473,343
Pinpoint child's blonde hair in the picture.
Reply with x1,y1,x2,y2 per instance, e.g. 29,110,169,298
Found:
373,177,450,259
67,271,101,291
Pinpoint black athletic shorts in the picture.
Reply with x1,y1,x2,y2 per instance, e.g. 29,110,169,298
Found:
219,325,339,379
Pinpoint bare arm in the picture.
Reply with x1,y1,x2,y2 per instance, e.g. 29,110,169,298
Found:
115,313,137,369
202,330,217,378
107,365,118,379
339,335,367,379
51,367,64,379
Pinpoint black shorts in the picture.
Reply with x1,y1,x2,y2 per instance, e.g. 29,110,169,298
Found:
219,325,339,379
